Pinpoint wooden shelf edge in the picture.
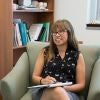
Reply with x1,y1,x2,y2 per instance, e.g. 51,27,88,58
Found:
86,24,100,27
13,46,26,50
13,9,53,13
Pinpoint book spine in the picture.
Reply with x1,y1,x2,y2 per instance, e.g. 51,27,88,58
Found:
18,22,28,45
15,23,22,46
39,22,50,42
29,23,43,41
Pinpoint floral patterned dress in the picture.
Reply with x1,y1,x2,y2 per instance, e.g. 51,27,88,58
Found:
41,47,79,84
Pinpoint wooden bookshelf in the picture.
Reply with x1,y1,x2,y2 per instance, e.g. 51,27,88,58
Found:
0,0,13,78
13,46,26,66
13,0,54,65
0,0,13,99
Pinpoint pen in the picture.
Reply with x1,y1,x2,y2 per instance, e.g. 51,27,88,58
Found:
53,80,57,84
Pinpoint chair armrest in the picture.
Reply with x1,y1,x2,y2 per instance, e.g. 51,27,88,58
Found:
0,52,30,100
87,57,100,100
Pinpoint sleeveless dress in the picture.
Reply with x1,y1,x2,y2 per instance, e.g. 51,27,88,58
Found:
32,47,80,100
41,48,79,84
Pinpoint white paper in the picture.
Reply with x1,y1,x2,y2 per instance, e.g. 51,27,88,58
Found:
28,82,72,89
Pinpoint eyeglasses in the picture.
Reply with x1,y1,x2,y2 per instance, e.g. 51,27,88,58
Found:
52,30,67,36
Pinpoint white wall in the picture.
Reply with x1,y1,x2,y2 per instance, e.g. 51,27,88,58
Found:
54,0,100,45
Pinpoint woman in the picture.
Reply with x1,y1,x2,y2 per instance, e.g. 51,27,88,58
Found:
32,19,85,100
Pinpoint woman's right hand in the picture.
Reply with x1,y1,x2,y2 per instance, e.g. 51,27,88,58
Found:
41,76,56,85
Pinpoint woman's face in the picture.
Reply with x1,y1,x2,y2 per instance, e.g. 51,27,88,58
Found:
52,29,68,46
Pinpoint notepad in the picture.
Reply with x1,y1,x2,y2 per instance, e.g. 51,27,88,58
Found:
28,82,72,89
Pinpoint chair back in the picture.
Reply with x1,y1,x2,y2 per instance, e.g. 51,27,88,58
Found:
79,44,100,99
26,42,49,85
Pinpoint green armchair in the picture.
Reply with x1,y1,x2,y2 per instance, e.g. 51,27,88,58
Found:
0,41,100,100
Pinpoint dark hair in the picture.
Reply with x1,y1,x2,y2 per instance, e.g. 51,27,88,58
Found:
45,19,79,61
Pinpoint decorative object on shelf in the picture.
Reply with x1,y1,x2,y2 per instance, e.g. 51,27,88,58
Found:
32,0,39,8
18,0,31,7
39,2,47,10
13,3,18,10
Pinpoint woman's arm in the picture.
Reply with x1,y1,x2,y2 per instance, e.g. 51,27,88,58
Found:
32,49,56,85
32,49,45,84
64,53,85,92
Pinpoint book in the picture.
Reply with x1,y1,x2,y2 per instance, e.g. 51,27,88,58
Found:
44,22,50,41
13,23,18,47
29,23,43,41
37,26,46,41
37,22,50,42
13,18,22,47
18,22,28,45
15,23,22,46
28,82,72,89
39,26,47,42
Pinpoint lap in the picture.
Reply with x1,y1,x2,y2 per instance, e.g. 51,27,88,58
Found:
67,92,79,100
32,87,79,100
32,88,44,100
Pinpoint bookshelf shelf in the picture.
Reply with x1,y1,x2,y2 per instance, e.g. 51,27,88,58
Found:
13,9,54,13
13,46,26,50
86,24,100,27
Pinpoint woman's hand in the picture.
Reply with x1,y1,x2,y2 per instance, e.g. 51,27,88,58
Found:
41,76,56,85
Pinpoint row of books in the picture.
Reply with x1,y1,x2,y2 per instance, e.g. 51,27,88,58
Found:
13,19,29,47
13,19,50,47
